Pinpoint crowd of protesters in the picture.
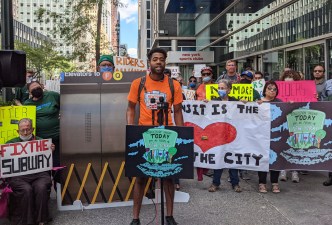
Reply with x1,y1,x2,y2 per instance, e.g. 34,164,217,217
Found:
1,53,332,225
167,60,332,194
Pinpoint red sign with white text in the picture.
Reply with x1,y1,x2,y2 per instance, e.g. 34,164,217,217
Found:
276,81,317,102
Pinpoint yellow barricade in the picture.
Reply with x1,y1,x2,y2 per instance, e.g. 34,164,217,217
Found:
60,161,153,205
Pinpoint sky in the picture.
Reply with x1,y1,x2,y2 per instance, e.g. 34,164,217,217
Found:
119,0,138,58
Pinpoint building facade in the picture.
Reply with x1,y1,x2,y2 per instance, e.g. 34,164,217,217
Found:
139,0,332,81
17,0,119,58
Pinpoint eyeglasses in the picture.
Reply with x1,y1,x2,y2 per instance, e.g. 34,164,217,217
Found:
267,87,277,92
201,73,211,76
18,128,32,134
189,80,196,82
314,70,323,73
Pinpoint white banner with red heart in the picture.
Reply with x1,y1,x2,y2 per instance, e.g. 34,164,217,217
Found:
183,100,271,171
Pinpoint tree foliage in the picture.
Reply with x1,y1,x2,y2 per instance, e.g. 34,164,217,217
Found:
15,41,75,79
36,0,126,69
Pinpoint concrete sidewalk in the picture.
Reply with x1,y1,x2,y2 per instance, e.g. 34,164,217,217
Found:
2,171,332,225
52,171,332,225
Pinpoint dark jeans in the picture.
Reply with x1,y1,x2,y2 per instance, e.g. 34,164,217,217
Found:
258,170,280,184
212,169,239,187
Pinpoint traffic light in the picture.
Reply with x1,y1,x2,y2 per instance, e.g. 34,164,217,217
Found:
0,50,26,88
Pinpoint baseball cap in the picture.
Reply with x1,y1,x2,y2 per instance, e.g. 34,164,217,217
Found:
241,70,253,79
98,55,114,65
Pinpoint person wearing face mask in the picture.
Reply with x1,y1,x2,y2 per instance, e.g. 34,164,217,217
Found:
195,67,214,101
14,69,36,106
239,70,261,101
24,80,61,187
207,79,242,193
97,55,114,73
5,118,55,225
278,69,302,183
187,76,197,90
195,67,214,181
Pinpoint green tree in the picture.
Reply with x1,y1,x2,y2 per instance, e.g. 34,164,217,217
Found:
15,41,75,79
36,0,126,68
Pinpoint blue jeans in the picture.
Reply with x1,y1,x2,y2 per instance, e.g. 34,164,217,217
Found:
212,169,239,187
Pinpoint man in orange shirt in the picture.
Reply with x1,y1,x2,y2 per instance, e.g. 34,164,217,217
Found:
195,66,214,100
127,48,184,225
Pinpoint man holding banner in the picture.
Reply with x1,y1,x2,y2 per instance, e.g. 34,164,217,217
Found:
2,118,54,225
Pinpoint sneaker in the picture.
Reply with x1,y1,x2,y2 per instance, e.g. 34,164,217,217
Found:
233,185,242,192
130,219,141,225
166,216,178,225
279,170,287,181
258,183,267,193
291,171,299,183
272,183,280,193
208,184,219,192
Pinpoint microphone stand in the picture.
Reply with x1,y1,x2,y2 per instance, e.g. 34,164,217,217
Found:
157,97,168,225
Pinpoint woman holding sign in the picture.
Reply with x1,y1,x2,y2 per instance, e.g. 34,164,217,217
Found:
279,70,302,183
207,79,242,193
24,80,61,187
257,81,282,193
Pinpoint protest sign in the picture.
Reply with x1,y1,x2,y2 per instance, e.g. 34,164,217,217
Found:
228,84,253,101
275,80,317,102
269,102,332,171
0,106,36,144
252,79,265,97
182,100,271,171
205,84,219,100
183,89,196,100
0,139,53,178
125,126,194,178
113,56,147,72
193,64,206,77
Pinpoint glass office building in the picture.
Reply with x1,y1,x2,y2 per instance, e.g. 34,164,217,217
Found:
162,0,332,80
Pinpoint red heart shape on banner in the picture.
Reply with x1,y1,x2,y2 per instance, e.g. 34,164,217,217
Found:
184,122,237,153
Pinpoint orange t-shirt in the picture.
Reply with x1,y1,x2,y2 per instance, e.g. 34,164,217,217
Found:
196,83,207,100
127,75,183,125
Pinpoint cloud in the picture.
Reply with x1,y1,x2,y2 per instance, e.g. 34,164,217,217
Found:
118,0,137,24
125,17,136,24
128,48,137,58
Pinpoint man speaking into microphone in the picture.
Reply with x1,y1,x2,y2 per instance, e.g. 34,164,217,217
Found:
126,48,184,225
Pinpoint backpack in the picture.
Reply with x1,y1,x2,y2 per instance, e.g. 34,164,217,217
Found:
137,75,175,103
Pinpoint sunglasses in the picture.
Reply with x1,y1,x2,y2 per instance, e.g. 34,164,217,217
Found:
314,70,323,73
189,80,196,82
267,87,277,92
201,73,211,76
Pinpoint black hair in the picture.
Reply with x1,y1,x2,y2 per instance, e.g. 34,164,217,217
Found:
263,80,279,97
255,71,263,76
147,48,167,61
188,76,197,81
27,80,42,91
314,64,325,72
